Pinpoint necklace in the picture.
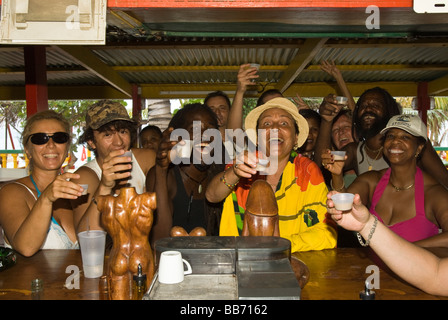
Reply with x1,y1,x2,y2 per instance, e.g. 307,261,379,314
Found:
180,167,207,194
364,145,383,171
389,180,414,192
364,144,383,154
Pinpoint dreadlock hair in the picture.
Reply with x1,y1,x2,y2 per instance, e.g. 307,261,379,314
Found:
353,87,401,165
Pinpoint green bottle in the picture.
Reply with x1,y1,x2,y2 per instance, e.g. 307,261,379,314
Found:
0,247,16,271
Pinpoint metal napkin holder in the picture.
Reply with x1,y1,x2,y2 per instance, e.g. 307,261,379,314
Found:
145,236,301,300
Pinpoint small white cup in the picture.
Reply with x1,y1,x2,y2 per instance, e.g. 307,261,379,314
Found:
158,251,192,284
331,150,346,161
175,140,193,159
256,158,269,172
119,150,132,160
335,96,348,105
79,184,89,195
331,193,355,211
249,63,260,71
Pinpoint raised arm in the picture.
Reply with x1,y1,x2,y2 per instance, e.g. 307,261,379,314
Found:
226,64,259,130
419,141,448,189
313,95,343,166
320,60,356,111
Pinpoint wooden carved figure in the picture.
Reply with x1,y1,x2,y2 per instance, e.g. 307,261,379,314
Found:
242,180,280,236
97,187,157,300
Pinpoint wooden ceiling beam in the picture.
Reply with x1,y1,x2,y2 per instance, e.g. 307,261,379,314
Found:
53,45,133,97
275,38,328,93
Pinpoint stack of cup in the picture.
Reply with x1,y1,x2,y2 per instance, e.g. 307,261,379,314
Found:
78,230,107,278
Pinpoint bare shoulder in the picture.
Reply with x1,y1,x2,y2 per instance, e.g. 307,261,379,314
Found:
356,168,384,184
72,165,100,185
132,147,156,174
0,181,31,200
423,171,448,197
0,180,35,220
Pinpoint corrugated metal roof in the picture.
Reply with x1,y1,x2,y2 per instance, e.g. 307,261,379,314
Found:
1,4,448,99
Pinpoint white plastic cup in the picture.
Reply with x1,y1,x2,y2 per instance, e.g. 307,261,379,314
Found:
249,63,260,71
256,158,269,172
176,140,193,160
248,63,260,82
335,96,348,105
331,150,346,161
119,150,132,160
78,230,106,278
79,184,89,195
158,251,192,284
331,193,355,211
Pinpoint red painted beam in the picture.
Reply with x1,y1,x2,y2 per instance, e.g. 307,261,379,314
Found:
24,46,49,117
107,0,412,8
417,82,429,125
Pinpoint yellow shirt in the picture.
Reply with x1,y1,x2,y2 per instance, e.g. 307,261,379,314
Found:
220,155,337,252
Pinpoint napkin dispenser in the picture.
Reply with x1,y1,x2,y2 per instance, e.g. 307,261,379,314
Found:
154,236,301,299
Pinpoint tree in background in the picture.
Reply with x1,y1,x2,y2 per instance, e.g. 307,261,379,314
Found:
0,100,128,152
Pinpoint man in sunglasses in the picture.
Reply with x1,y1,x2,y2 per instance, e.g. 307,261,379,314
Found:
71,100,156,233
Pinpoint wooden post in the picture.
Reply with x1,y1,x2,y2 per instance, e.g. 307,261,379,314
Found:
417,82,429,125
132,84,143,147
24,46,48,117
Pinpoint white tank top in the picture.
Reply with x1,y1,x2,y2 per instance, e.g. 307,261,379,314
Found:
356,142,389,175
82,150,146,194
1,182,79,250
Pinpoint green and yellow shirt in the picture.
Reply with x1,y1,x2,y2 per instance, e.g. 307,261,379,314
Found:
220,154,337,252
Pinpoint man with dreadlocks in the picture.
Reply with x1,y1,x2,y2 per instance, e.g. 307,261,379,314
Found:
318,87,448,190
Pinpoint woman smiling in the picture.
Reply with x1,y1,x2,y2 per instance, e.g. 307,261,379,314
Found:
0,110,84,256
327,114,448,249
206,97,337,253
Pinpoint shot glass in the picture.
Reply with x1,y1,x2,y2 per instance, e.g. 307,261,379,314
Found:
331,193,355,211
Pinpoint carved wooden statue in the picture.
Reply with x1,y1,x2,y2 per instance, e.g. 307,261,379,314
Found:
242,180,309,288
97,187,157,300
242,180,280,236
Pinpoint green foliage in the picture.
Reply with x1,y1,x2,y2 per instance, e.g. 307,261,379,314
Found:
0,99,127,152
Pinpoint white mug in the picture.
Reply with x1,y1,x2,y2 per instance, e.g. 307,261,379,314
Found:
158,251,192,284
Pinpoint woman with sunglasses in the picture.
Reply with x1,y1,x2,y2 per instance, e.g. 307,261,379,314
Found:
0,110,84,257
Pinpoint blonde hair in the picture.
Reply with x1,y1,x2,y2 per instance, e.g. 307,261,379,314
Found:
21,110,71,170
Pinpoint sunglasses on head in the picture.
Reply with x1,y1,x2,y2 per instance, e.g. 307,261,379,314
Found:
28,132,70,145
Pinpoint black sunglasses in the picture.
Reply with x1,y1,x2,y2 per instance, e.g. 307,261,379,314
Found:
28,132,70,145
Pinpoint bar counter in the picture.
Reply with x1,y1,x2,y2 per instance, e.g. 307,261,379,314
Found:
0,248,446,300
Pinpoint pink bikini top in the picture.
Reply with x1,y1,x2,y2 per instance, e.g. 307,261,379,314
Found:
369,167,439,242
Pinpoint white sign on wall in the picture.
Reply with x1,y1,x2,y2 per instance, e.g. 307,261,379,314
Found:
0,0,107,44
414,0,448,13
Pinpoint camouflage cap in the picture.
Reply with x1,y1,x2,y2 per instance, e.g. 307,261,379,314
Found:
85,100,134,130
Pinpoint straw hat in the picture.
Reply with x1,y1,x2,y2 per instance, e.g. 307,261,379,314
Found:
244,97,309,149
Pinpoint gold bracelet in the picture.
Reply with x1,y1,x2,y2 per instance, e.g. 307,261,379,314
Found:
330,179,345,192
220,168,239,190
